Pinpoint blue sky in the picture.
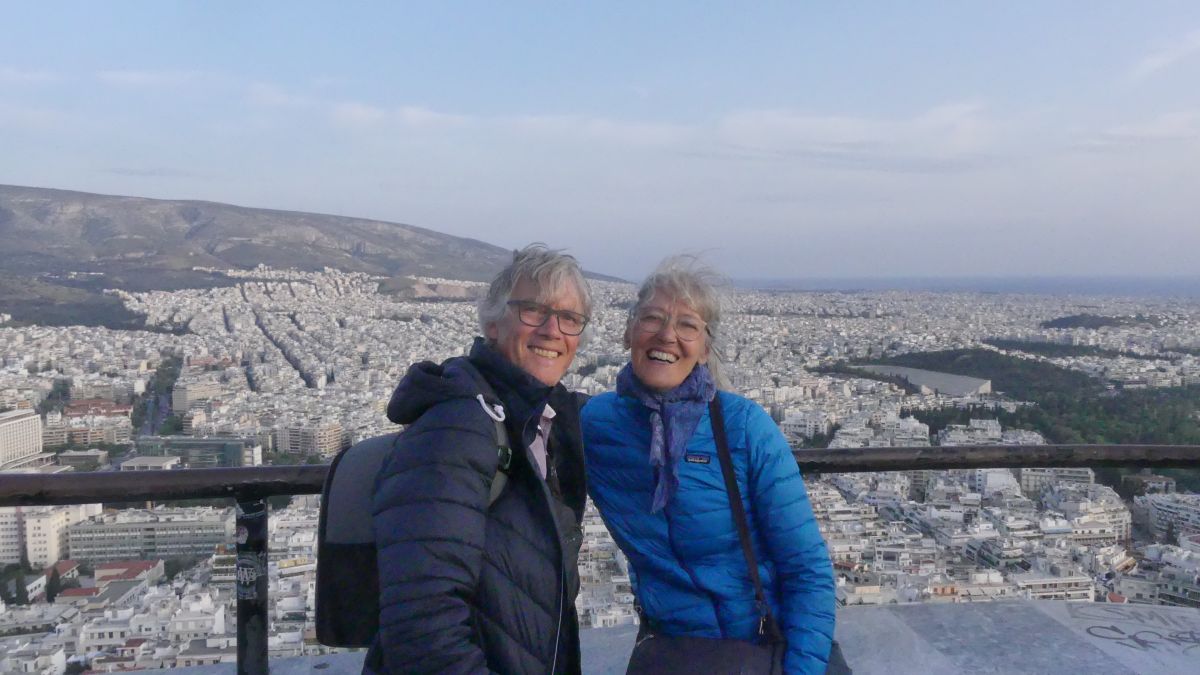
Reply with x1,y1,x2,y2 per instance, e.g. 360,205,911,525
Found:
2,2,1199,280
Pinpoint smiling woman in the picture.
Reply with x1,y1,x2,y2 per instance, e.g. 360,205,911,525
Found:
624,255,729,391
583,256,842,674
629,295,710,390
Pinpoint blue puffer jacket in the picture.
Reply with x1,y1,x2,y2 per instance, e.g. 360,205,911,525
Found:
583,390,835,674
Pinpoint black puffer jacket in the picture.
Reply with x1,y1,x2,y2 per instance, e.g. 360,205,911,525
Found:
364,338,586,674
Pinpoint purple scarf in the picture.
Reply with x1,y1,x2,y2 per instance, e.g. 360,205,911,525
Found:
616,363,717,512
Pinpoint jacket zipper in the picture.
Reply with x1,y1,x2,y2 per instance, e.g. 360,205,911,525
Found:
524,413,566,673
551,566,564,673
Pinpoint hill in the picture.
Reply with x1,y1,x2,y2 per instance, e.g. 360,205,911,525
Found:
0,184,618,328
0,184,516,281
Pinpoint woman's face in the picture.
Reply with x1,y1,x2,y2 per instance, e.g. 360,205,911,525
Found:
626,291,709,392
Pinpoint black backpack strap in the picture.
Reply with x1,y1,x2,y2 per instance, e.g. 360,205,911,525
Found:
709,397,784,642
458,360,512,507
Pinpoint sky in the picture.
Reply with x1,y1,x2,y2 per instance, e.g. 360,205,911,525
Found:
2,2,1199,281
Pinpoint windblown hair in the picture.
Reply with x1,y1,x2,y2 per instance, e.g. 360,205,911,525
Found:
628,255,732,390
478,243,593,342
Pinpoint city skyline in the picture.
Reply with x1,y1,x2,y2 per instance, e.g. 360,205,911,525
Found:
2,264,1199,670
2,3,1200,280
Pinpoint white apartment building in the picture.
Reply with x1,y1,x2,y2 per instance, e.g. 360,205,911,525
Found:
781,411,834,439
1012,573,1094,601
1019,467,1095,497
24,504,103,568
171,379,223,413
937,419,1002,446
875,415,930,446
0,507,24,564
1043,483,1132,542
68,507,234,563
170,603,227,642
41,410,68,448
1138,493,1200,539
274,418,346,457
0,643,67,675
120,456,183,471
0,409,43,470
79,609,136,653
1117,545,1200,608
969,469,1021,496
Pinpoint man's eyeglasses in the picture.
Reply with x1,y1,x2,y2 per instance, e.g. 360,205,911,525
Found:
633,310,708,342
507,300,589,336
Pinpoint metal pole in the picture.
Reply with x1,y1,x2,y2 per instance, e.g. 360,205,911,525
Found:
236,499,270,674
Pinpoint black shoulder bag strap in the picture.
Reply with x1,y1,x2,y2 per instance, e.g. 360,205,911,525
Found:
460,361,512,507
709,398,784,643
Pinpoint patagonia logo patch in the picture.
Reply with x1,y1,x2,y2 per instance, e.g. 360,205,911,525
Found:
685,454,711,464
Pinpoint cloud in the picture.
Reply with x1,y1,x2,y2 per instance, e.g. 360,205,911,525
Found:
328,102,472,129
912,102,993,154
310,100,1001,173
1128,29,1200,81
1073,111,1200,152
331,102,388,127
396,105,471,128
0,66,57,84
706,102,999,173
0,102,70,129
506,114,691,146
96,69,208,87
246,83,314,108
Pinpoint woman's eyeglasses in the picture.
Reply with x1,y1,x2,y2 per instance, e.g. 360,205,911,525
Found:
633,310,707,342
507,300,589,336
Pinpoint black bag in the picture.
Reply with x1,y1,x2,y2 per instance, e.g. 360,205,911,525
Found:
314,363,512,647
626,398,786,675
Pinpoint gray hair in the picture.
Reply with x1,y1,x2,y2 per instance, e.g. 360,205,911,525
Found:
628,255,732,390
478,243,593,342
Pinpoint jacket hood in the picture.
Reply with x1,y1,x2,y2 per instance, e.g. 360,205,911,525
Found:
386,358,482,425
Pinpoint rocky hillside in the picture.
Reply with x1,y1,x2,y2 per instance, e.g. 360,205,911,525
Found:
0,184,513,281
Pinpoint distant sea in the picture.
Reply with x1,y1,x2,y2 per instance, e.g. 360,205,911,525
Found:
735,276,1200,297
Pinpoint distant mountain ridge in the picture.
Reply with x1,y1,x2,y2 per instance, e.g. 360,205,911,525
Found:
0,184,516,281
0,184,618,329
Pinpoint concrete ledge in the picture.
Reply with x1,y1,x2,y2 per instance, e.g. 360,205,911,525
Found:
579,601,1200,674
154,601,1200,673
835,601,1200,674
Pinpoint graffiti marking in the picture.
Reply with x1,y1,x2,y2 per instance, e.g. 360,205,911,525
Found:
1086,624,1200,655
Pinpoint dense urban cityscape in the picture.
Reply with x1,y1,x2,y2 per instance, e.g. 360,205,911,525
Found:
1,266,1199,672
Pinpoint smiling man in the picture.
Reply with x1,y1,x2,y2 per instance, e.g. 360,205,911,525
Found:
366,245,592,674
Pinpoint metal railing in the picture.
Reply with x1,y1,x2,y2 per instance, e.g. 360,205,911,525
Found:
1,444,1198,674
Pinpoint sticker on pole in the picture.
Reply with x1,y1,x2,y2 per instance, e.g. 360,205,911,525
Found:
236,552,264,600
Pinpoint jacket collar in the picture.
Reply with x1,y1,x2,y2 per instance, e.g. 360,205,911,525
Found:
468,337,555,444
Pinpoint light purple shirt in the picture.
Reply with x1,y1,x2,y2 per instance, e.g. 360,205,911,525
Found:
528,403,556,480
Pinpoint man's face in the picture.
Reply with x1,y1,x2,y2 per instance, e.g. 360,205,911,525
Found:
486,276,584,387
